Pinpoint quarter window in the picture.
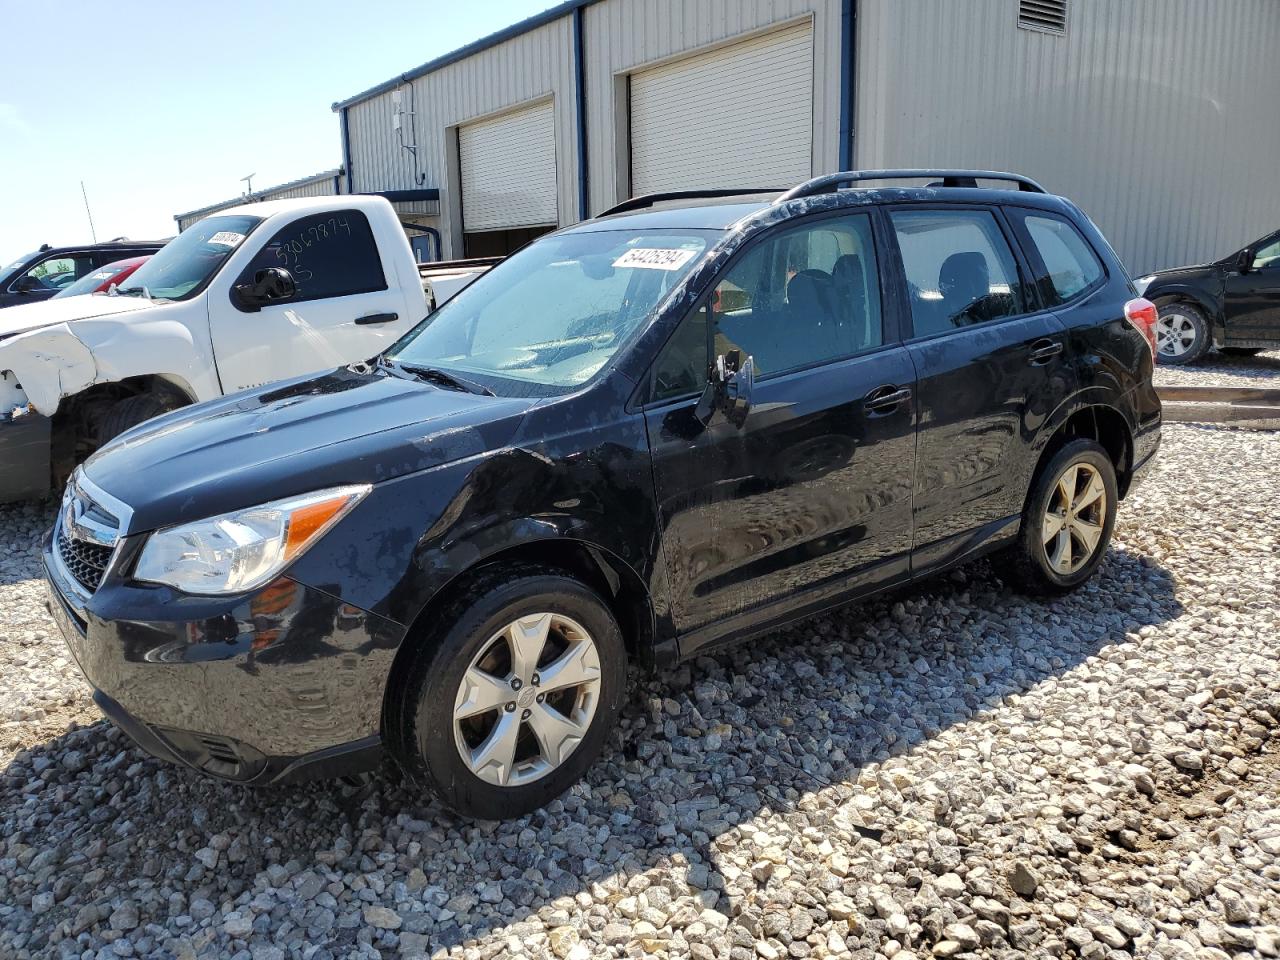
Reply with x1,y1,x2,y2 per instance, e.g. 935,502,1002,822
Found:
236,211,386,303
890,209,1026,336
1020,212,1105,303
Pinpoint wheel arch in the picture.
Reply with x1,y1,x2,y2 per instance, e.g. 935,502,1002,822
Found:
1033,402,1135,499
1149,288,1225,342
380,536,659,737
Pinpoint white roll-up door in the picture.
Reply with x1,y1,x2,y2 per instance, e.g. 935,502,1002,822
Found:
459,99,558,232
629,22,814,196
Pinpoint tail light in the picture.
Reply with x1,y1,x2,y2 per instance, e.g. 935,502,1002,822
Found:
1124,298,1158,358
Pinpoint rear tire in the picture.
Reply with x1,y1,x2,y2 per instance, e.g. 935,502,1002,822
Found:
97,391,184,446
388,565,627,820
999,439,1118,597
1219,346,1264,357
1154,302,1211,365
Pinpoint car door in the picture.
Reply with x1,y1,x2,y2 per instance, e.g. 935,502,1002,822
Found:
211,209,410,393
1223,232,1280,344
3,252,97,305
643,211,917,653
885,204,1077,570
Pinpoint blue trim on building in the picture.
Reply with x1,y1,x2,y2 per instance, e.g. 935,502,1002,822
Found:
839,0,856,170
364,189,441,203
573,6,591,220
332,0,604,112
341,107,355,193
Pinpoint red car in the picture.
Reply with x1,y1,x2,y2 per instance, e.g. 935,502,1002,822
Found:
52,256,151,299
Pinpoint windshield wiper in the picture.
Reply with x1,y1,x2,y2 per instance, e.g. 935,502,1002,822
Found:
384,358,494,396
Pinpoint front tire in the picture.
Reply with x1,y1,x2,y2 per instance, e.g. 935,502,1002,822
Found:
1154,302,1211,365
97,391,184,446
388,565,627,820
1000,439,1118,596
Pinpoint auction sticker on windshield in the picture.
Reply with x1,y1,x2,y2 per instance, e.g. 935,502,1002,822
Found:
613,248,699,271
208,232,245,247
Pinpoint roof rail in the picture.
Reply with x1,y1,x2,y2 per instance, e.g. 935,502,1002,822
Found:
599,188,782,218
776,169,1047,204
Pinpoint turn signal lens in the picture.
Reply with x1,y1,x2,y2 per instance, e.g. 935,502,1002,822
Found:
1124,298,1158,358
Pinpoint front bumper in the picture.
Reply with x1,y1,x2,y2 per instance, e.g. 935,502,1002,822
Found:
43,533,405,785
0,411,51,503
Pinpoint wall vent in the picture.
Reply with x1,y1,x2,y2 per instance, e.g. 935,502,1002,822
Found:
1018,0,1068,34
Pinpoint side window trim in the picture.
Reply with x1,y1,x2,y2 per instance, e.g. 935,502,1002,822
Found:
1006,206,1110,309
881,201,1043,343
638,206,895,408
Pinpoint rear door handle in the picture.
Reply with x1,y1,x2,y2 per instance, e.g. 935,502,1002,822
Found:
355,312,399,325
1028,339,1064,364
864,384,913,414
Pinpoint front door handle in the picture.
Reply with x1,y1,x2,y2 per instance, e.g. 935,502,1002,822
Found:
1028,338,1064,365
864,384,913,414
355,312,399,325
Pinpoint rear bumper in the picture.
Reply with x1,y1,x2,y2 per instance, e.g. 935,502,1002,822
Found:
0,411,51,503
43,532,404,785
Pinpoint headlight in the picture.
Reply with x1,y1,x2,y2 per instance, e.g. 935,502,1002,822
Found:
134,485,370,595
1134,275,1156,296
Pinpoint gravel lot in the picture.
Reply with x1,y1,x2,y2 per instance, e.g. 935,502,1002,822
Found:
1153,349,1280,388
2,420,1278,960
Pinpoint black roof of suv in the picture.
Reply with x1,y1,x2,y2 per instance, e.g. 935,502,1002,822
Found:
44,169,1162,819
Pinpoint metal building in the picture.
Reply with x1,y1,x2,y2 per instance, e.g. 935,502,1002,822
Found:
328,0,1279,274
174,169,346,232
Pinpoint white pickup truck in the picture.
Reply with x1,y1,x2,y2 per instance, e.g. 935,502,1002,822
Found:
0,195,491,502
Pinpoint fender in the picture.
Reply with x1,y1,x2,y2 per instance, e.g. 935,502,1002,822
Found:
1147,278,1227,343
0,314,222,417
1029,386,1136,480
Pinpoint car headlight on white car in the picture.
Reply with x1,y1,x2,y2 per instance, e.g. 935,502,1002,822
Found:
134,485,370,595
1134,275,1156,296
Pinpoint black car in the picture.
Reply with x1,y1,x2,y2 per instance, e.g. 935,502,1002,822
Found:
1136,229,1280,364
44,170,1162,820
0,239,167,308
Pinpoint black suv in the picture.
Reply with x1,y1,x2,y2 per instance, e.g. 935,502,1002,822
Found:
1135,228,1280,364
1,239,167,308
44,170,1162,819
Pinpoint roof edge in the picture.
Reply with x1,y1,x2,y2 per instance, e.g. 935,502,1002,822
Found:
331,0,601,112
174,168,344,222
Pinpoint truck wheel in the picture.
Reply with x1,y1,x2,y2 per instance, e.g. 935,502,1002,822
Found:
388,565,627,820
999,439,1118,597
1154,302,1211,365
97,392,185,446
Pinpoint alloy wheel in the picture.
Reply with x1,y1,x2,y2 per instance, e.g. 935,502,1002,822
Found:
1156,311,1198,358
1040,461,1108,576
452,612,601,787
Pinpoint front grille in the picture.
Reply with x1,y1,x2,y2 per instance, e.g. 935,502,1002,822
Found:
56,527,114,593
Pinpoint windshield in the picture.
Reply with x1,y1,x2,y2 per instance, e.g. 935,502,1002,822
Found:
53,259,142,299
119,215,260,300
1,251,38,287
389,228,714,395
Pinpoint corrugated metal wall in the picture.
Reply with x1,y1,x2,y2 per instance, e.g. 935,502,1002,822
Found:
856,0,1280,275
581,0,843,216
344,17,578,256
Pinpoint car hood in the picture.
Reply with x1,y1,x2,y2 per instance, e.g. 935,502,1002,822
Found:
1144,262,1219,281
0,293,153,341
84,365,535,532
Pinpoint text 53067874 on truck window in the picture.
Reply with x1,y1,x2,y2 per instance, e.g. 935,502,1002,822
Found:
44,170,1160,820
0,196,490,503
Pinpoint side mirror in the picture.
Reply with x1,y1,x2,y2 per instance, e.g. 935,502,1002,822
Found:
15,275,42,293
234,267,297,312
1237,249,1255,274
694,350,755,428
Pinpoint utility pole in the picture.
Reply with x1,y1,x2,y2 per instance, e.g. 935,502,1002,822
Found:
241,173,256,198
80,180,97,243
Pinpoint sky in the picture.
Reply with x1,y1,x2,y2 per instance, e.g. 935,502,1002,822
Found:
0,0,555,263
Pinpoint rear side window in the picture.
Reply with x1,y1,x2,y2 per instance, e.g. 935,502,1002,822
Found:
236,210,386,303
1019,212,1105,303
889,209,1026,336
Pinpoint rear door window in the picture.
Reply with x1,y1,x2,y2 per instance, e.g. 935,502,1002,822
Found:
1014,210,1106,304
236,210,387,303
889,209,1026,337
